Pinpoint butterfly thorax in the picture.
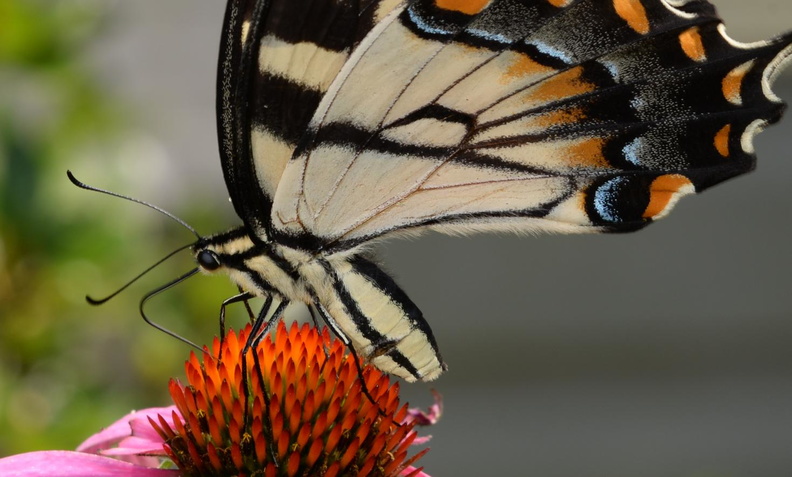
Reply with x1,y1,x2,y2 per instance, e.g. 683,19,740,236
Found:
193,227,319,304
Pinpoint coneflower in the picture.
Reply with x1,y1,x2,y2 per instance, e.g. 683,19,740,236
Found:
0,322,439,477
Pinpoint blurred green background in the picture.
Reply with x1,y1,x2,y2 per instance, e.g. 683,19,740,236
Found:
0,0,240,455
1,1,791,476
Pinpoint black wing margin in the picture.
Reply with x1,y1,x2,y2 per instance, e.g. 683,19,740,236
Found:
217,0,269,239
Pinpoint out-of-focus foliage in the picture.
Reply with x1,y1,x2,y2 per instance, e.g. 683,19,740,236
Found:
0,0,238,455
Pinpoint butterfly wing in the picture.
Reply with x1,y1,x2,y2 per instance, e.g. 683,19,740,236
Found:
216,0,790,382
217,0,401,240
266,0,792,253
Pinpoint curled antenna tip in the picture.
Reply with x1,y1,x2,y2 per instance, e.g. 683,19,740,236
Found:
86,295,105,305
65,169,200,239
67,170,84,187
80,242,195,307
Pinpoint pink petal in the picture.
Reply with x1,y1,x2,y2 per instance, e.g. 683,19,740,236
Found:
0,451,180,477
101,437,166,457
410,434,433,446
104,416,176,457
403,390,443,446
401,465,431,477
77,406,178,454
130,413,174,443
404,390,443,427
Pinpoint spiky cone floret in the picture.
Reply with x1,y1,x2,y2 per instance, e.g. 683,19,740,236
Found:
148,322,429,477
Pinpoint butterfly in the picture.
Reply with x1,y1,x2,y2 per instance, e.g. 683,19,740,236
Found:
191,0,792,382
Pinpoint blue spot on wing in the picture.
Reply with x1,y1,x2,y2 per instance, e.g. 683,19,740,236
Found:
467,27,511,44
407,5,455,36
593,177,629,223
622,137,643,166
526,40,573,64
587,175,655,229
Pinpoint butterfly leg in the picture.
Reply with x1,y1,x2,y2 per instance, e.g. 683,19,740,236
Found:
218,290,255,340
308,304,333,362
239,286,256,322
239,296,290,468
138,267,201,351
307,304,321,328
247,298,289,350
313,303,386,414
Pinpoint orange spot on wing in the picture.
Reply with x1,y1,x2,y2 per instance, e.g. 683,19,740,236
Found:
643,174,694,219
435,0,491,14
577,190,589,215
547,0,573,7
526,66,595,103
503,52,554,81
614,0,650,35
722,61,753,105
567,137,609,168
714,124,731,157
535,108,587,129
679,27,706,62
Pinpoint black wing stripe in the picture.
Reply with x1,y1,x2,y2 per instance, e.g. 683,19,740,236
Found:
312,122,454,159
263,0,362,52
251,73,325,146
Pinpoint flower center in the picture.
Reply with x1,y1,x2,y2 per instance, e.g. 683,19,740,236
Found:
149,322,428,477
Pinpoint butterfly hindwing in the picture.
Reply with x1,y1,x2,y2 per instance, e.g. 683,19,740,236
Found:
264,0,791,252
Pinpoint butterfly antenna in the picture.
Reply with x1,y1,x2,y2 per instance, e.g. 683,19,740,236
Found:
139,267,202,351
67,170,200,239
86,242,195,305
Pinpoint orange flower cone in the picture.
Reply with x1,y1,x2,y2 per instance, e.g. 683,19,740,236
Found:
150,322,433,477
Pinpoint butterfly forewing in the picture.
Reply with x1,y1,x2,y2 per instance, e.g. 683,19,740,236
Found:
266,0,791,253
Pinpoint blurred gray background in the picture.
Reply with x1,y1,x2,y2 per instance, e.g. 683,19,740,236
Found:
75,1,792,476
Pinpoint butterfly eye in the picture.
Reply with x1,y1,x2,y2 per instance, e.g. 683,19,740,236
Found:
197,250,221,271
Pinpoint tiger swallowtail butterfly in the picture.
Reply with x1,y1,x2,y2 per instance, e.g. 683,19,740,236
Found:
189,0,792,382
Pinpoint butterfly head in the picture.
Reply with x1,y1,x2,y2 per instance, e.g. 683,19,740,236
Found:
191,228,299,300
195,248,222,272
191,229,254,275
